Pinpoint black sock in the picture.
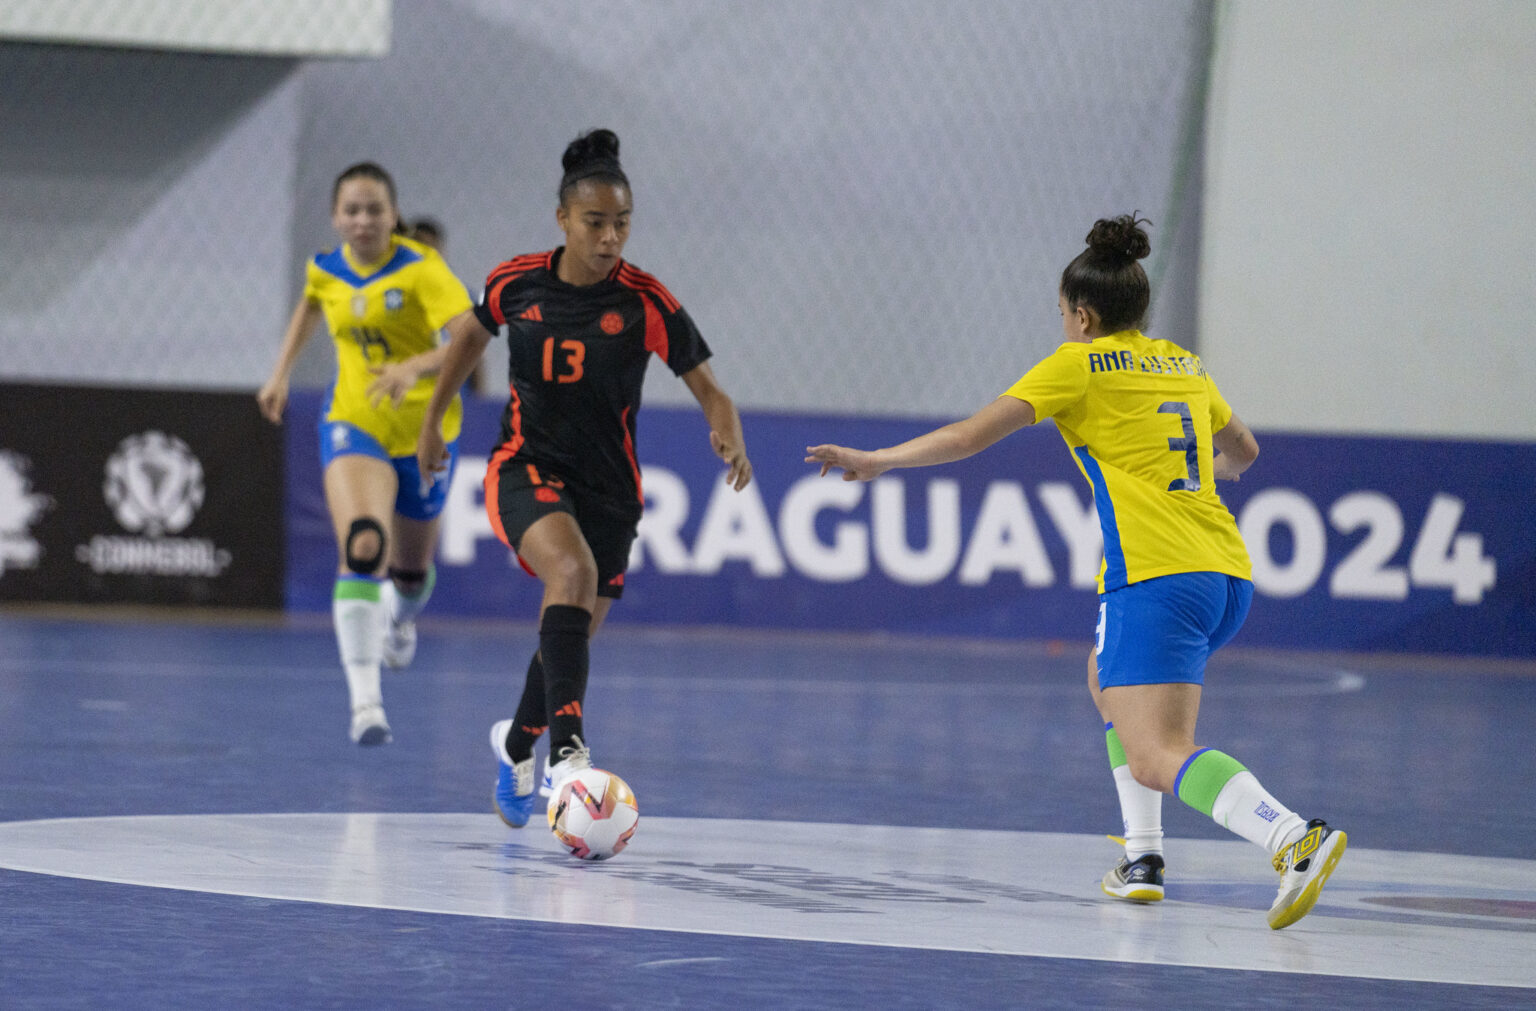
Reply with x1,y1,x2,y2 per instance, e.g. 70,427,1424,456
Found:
539,604,591,757
506,651,546,762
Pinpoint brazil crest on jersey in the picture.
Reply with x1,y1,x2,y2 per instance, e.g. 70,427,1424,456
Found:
473,248,712,510
305,235,474,457
1003,330,1252,593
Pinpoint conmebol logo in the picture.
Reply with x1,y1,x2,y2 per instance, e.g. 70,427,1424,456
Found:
103,431,204,537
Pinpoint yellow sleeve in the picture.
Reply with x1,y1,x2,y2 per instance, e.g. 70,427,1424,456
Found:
414,251,474,330
1205,373,1234,431
301,259,324,304
1002,344,1089,422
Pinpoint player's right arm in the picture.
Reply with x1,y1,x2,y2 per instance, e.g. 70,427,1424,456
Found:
1211,411,1259,481
257,297,325,424
806,395,1036,482
417,309,494,481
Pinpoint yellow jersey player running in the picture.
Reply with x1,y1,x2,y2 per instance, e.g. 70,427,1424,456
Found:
806,215,1345,930
258,162,473,746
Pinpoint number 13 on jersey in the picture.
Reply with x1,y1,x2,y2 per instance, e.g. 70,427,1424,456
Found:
542,338,585,383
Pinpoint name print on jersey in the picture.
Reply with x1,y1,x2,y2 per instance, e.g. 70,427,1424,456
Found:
1089,350,1207,376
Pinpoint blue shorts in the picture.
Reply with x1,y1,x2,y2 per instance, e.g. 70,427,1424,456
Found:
317,420,458,521
1094,572,1253,689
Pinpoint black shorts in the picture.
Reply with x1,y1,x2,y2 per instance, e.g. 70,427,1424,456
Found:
486,457,641,599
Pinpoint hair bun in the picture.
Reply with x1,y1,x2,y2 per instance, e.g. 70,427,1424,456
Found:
1086,214,1152,261
562,128,622,173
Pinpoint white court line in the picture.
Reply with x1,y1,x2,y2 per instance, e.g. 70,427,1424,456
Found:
0,813,1528,989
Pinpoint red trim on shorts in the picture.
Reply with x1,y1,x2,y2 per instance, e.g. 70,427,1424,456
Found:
503,385,525,457
484,449,513,549
484,387,526,549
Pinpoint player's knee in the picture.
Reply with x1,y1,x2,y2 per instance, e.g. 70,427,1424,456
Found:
1125,759,1169,794
1120,745,1175,794
541,552,598,600
344,517,387,576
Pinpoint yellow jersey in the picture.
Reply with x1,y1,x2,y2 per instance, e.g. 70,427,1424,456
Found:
304,235,473,457
1003,330,1252,593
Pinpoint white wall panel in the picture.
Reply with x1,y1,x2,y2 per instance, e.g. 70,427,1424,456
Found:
1201,0,1536,439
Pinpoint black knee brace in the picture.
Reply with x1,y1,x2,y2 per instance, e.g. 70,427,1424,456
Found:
388,566,429,595
344,517,386,576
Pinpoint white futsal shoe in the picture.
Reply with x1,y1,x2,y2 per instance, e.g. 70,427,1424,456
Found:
541,736,592,796
1268,819,1347,929
350,703,392,746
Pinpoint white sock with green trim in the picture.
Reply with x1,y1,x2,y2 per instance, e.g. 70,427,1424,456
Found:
1113,766,1165,860
1211,771,1307,855
333,576,384,710
1106,723,1163,860
1177,748,1307,855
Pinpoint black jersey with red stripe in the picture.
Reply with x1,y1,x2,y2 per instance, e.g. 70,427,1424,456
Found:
473,248,712,509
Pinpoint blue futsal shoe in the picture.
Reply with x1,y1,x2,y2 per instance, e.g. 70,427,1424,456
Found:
489,719,536,828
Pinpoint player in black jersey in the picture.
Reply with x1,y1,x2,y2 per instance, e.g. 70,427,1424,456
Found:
418,129,753,831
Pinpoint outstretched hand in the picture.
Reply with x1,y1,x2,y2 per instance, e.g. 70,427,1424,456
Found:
710,430,753,490
367,361,422,408
805,444,885,482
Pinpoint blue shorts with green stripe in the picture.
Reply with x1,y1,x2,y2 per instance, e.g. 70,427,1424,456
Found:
1094,572,1253,689
318,420,458,521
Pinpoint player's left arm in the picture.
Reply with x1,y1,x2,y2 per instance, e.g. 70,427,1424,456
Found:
807,395,1036,482
366,343,451,408
418,310,494,481
680,361,752,491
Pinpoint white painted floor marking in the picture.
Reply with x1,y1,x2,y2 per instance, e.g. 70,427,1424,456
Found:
0,814,1528,988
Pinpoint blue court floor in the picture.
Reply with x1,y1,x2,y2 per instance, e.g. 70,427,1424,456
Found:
1,606,1533,1009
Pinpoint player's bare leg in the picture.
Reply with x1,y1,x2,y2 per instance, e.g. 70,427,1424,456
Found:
1091,652,1166,901
324,455,398,744
380,514,440,668
1101,682,1345,928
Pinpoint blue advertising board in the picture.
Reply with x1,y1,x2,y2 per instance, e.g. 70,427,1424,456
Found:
284,390,1535,657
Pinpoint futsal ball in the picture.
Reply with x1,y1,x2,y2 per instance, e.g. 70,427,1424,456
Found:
547,768,639,860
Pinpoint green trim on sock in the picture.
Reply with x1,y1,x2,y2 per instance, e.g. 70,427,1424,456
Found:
333,577,382,602
1105,727,1127,770
1175,749,1248,817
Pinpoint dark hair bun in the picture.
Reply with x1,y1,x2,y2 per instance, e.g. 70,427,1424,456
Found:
562,129,622,173
1086,214,1152,261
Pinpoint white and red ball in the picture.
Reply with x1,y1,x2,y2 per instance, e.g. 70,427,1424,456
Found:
546,768,639,860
